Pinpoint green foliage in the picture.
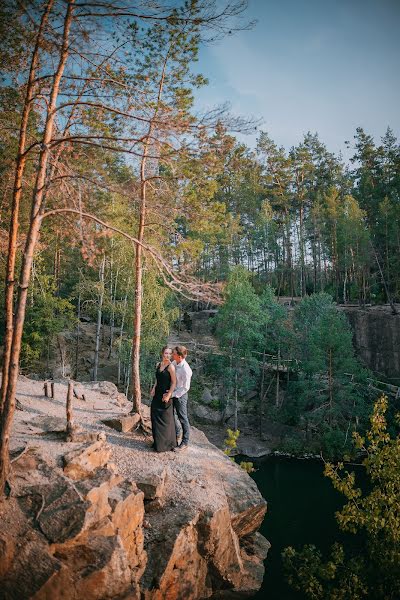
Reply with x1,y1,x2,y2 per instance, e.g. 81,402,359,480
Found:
279,435,305,456
216,267,265,350
259,284,290,356
224,428,240,456
21,274,76,370
214,267,266,408
209,398,220,410
287,293,370,455
239,461,255,473
223,428,254,473
283,396,400,599
119,267,179,391
283,543,367,600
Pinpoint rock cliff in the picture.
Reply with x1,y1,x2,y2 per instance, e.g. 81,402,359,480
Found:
0,377,269,599
341,305,400,382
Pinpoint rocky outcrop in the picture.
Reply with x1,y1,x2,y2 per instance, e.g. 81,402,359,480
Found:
342,305,400,381
102,413,141,433
1,442,146,600
1,378,269,600
191,401,223,425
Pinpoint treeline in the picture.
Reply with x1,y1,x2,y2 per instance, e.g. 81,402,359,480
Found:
195,128,400,307
2,124,399,378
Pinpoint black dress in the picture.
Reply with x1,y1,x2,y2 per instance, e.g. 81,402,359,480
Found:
151,364,177,452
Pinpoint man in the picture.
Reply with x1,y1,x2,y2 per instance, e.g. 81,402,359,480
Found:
167,345,192,452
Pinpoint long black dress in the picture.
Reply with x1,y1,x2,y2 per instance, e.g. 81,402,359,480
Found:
151,364,177,452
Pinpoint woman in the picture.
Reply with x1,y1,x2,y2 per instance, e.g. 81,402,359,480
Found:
150,346,177,452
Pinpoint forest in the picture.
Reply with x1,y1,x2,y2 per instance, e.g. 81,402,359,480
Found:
1,0,400,493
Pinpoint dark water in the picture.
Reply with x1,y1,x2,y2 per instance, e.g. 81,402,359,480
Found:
249,457,363,600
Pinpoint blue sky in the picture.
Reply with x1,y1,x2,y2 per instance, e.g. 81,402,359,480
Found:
195,0,400,160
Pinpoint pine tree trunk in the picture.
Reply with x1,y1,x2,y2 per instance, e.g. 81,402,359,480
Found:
130,52,169,415
118,278,130,386
0,0,75,494
108,268,118,359
299,203,305,296
66,381,74,439
93,254,105,382
234,371,238,432
75,283,81,379
131,178,145,413
0,0,55,413
285,212,294,299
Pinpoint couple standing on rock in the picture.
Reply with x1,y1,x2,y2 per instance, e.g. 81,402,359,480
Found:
150,345,192,453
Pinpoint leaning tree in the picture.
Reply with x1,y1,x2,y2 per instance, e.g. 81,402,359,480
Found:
0,0,255,493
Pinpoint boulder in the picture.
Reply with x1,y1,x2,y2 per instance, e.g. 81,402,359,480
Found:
67,430,106,444
102,413,141,433
191,402,222,425
201,388,214,405
63,440,112,480
36,480,91,543
135,465,170,501
116,392,129,407
4,540,63,600
237,440,272,459
238,533,271,595
9,446,55,496
10,448,102,544
4,445,146,600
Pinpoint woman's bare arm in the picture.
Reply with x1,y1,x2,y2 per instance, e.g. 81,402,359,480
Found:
163,364,176,402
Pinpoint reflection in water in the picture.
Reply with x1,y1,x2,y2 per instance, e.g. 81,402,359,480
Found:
249,457,360,600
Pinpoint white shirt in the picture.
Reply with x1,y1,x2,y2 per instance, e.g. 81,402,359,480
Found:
172,359,192,398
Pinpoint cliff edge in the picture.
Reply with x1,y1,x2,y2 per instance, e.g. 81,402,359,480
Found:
0,377,269,599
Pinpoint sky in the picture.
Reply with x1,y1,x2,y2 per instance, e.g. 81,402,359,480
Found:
194,0,400,161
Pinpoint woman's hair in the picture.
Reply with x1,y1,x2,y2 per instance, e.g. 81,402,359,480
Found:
160,346,171,357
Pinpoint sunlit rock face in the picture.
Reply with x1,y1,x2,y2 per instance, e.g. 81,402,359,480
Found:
1,377,269,600
1,443,146,600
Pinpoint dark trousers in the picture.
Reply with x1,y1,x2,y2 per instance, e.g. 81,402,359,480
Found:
173,394,190,445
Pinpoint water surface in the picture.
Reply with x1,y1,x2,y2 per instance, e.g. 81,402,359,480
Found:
250,457,362,599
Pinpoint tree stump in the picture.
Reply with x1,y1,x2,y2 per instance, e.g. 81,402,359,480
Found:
66,380,74,441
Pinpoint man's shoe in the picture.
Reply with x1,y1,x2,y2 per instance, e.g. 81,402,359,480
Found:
174,443,188,453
